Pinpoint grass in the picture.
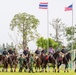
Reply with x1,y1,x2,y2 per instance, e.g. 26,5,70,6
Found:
0,71,76,75
0,68,76,75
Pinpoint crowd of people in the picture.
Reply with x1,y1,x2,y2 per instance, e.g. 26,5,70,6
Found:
0,45,70,72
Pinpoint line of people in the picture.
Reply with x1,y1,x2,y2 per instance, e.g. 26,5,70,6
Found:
1,45,67,72
2,45,66,59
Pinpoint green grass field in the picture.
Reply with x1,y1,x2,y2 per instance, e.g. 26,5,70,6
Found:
0,71,76,75
0,69,76,75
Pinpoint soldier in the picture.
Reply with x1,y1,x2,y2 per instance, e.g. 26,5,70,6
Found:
29,54,35,73
18,54,24,72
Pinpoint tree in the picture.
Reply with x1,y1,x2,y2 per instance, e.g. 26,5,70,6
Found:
50,18,65,43
10,12,39,50
36,37,58,50
65,26,76,49
65,27,73,41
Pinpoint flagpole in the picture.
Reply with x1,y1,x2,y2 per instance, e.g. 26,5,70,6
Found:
72,3,73,53
47,2,49,51
65,4,74,69
70,3,73,70
72,3,75,70
39,2,49,51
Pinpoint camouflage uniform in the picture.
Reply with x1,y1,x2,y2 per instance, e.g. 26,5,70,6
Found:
18,54,24,72
29,54,35,73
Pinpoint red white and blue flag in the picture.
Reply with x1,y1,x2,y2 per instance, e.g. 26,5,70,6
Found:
39,2,48,9
65,4,72,11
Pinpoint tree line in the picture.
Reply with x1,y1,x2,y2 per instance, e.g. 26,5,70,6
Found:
8,12,76,51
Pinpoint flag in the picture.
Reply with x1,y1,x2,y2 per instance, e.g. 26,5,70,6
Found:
65,4,72,11
39,2,48,9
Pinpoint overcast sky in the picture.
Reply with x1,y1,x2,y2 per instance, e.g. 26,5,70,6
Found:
0,0,75,50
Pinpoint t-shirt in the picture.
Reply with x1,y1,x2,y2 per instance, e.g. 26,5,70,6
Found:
61,49,66,53
23,50,29,56
18,57,24,65
3,51,8,55
35,50,40,54
49,48,55,54
8,50,13,54
41,50,46,54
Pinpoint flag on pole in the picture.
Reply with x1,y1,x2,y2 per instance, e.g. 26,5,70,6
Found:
39,2,48,9
65,4,72,11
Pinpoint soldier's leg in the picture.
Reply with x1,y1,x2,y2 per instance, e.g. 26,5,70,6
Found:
29,64,34,73
19,64,23,72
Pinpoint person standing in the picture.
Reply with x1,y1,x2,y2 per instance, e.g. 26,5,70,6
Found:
29,54,35,73
18,54,24,72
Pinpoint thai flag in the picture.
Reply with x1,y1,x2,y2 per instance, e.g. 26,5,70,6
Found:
39,2,48,9
65,4,72,11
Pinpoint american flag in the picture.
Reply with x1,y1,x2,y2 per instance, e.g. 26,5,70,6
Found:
65,4,72,11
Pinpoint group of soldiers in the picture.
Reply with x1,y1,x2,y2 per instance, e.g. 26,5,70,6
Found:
18,47,35,72
1,45,67,72
20,46,67,72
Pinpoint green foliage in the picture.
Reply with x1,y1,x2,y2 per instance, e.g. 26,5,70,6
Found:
10,12,39,49
65,26,76,49
73,43,76,49
36,37,58,50
65,27,75,40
